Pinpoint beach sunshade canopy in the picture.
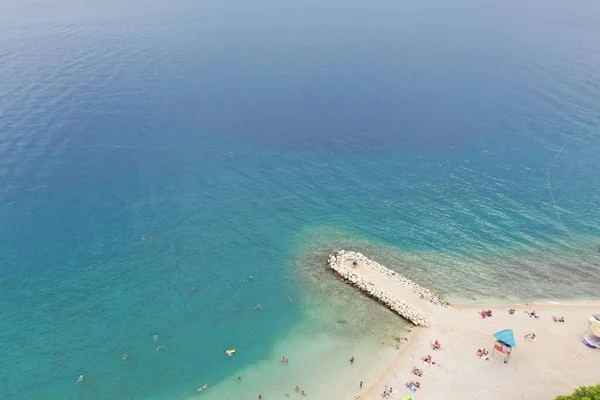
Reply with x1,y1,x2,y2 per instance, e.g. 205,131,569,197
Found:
591,322,600,337
583,333,600,349
402,397,413,400
493,329,516,348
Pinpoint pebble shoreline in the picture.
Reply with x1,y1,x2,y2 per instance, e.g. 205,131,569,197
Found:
326,250,448,327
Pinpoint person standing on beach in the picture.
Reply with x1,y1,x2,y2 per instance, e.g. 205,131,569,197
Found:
360,381,363,389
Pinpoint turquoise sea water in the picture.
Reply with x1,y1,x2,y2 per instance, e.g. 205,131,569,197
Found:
1,0,600,398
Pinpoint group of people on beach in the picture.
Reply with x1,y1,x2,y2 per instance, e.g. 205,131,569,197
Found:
476,348,490,360
553,316,565,322
381,385,395,398
405,381,421,392
525,310,540,318
395,343,440,396
480,309,493,318
403,351,435,394
406,366,423,392
421,354,436,366
524,333,537,341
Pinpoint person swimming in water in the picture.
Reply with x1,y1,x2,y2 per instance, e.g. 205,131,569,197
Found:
122,353,128,362
154,334,159,342
156,345,163,351
254,304,262,310
189,287,195,293
77,374,84,382
197,384,208,392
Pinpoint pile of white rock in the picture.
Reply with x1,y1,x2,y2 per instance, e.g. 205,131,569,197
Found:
326,250,447,327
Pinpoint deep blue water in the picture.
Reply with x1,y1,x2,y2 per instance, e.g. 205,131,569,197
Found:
1,0,599,398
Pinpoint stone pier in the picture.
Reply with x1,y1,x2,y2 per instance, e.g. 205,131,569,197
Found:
326,250,447,327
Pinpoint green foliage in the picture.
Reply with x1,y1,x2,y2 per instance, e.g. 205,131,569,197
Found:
555,384,600,400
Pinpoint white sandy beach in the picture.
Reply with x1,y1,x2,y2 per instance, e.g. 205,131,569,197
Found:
357,302,600,400
343,255,600,400
195,255,600,400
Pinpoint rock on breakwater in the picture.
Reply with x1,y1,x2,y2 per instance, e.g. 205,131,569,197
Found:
326,250,448,327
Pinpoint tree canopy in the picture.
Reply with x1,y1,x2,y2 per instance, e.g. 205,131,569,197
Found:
555,384,600,400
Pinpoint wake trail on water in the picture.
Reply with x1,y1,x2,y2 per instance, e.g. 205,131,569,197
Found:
546,141,570,233
63,144,287,157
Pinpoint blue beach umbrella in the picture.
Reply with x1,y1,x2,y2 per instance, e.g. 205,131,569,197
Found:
493,329,516,348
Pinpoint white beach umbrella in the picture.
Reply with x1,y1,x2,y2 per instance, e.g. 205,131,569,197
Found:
590,321,600,337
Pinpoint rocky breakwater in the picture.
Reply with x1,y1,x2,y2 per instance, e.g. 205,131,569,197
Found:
326,251,448,327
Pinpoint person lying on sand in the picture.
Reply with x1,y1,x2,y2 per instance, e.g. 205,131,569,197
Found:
405,381,418,392
553,316,565,322
432,340,441,350
509,309,515,315
422,355,436,366
476,348,489,360
412,367,423,377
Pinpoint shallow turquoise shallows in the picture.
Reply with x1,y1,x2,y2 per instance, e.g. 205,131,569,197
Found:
1,0,599,399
